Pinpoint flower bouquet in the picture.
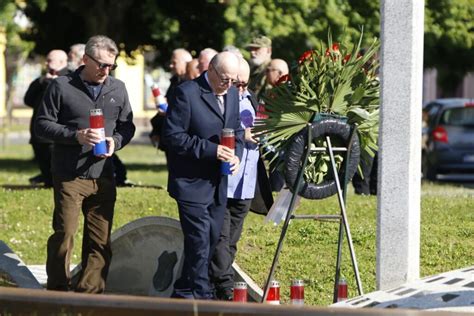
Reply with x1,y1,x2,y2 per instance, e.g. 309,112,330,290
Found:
254,29,380,199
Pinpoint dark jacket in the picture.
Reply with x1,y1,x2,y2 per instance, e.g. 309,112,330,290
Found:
35,66,135,179
163,73,244,205
24,67,71,144
149,75,184,151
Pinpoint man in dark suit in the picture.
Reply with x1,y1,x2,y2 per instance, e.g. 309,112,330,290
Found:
163,52,243,300
210,57,273,300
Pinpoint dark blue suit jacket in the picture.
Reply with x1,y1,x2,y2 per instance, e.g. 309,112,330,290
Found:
164,73,243,205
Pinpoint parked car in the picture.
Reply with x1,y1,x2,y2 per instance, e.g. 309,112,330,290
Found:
422,98,474,180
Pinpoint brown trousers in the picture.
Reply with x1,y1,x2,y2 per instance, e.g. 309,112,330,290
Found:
46,176,116,293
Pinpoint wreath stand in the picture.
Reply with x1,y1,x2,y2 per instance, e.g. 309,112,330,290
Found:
261,117,364,303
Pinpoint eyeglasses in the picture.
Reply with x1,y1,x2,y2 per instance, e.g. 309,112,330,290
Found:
86,53,118,71
234,81,248,88
266,67,281,74
213,67,237,86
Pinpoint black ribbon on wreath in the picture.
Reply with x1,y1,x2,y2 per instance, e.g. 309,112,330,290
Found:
284,116,360,200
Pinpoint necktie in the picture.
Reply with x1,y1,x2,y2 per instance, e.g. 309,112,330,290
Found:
216,95,225,115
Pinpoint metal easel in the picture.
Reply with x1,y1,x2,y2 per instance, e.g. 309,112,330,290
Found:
261,118,364,303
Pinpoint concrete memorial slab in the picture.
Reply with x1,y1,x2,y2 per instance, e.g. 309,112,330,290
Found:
0,240,43,289
332,265,474,313
102,216,184,297
69,216,184,296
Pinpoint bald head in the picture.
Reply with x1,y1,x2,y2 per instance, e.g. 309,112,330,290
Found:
198,48,218,73
46,50,68,74
238,57,250,82
208,51,239,95
170,48,193,77
236,57,250,95
266,58,289,86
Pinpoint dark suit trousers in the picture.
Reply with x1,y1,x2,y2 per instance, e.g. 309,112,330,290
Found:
352,152,378,195
173,198,226,299
46,176,116,293
210,198,252,290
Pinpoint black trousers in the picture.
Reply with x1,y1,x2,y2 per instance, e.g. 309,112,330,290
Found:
112,154,127,184
209,198,252,290
352,152,378,195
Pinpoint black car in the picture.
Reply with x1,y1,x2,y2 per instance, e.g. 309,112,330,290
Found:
422,98,474,181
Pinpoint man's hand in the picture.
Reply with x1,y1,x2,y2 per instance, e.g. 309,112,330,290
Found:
244,127,258,144
150,135,160,148
230,156,240,175
76,128,102,146
76,129,114,158
217,145,234,162
99,137,115,158
157,108,166,116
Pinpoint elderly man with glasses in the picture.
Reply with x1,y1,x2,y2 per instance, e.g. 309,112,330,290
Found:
210,57,273,300
164,51,244,300
35,35,135,293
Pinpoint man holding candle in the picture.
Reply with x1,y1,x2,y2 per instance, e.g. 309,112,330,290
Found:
164,51,243,300
35,35,135,293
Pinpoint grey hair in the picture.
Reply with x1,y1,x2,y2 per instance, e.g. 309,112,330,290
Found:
85,35,118,57
70,43,85,57
222,45,242,58
199,48,218,58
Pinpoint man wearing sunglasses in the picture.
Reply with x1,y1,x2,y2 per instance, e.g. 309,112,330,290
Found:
210,57,273,300
35,35,135,294
164,51,244,300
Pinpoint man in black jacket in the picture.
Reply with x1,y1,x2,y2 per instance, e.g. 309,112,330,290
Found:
24,49,69,187
36,35,135,293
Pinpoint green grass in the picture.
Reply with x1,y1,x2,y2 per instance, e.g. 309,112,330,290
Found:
0,141,473,306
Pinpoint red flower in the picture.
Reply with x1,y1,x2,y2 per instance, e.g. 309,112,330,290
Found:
343,54,351,64
298,50,315,64
276,74,290,85
325,42,341,57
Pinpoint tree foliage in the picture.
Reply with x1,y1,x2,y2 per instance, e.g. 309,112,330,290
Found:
2,0,473,93
0,0,34,55
424,0,474,94
19,0,227,63
223,0,380,65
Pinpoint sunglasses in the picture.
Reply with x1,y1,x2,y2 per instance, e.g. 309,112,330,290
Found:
234,81,248,88
86,53,118,71
213,67,237,85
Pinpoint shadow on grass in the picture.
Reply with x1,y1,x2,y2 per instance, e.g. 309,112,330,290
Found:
424,178,474,189
0,184,50,190
0,158,168,173
124,163,168,173
0,158,36,173
1,183,165,191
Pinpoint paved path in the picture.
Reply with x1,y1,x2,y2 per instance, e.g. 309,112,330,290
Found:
332,265,474,313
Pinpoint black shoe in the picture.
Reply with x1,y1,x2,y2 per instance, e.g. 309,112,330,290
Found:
216,287,233,301
29,174,45,185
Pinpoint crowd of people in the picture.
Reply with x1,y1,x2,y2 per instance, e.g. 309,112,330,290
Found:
26,33,290,300
26,32,375,300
